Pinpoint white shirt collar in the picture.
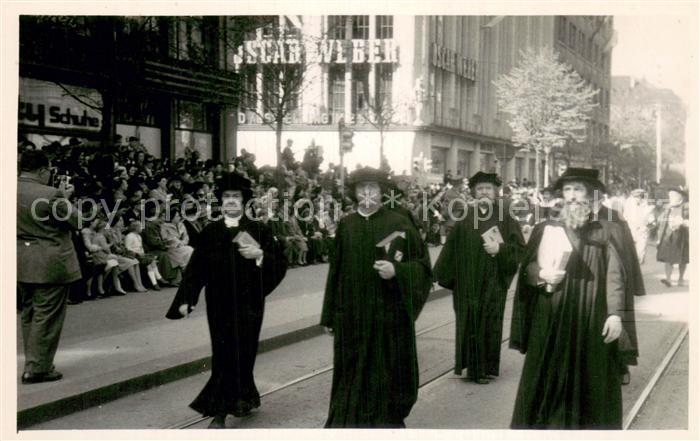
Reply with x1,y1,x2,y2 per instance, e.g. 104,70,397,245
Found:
224,215,242,228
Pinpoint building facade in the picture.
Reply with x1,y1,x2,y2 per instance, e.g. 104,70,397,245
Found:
18,15,615,184
234,15,615,184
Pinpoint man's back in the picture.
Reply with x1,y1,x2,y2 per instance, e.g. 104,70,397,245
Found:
17,177,81,284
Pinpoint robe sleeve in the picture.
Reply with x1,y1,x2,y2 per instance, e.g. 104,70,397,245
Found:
165,233,207,320
392,220,433,321
509,222,546,354
252,222,288,297
606,243,626,318
320,220,344,327
432,220,462,290
494,213,526,288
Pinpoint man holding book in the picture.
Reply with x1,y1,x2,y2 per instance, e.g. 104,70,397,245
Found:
509,168,641,429
320,167,432,428
433,171,525,384
166,172,287,428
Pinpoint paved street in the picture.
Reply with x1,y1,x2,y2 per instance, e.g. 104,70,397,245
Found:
24,245,690,430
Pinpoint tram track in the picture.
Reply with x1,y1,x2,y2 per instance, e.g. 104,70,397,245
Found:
170,290,687,430
169,319,458,429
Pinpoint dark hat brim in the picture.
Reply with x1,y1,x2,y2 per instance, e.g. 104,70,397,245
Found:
215,172,253,201
553,176,607,193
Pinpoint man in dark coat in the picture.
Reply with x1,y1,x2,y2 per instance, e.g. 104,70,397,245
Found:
509,168,641,429
166,172,287,428
433,171,525,384
321,167,432,428
17,150,82,383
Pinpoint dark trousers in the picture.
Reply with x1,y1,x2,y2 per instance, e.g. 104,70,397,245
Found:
18,283,69,374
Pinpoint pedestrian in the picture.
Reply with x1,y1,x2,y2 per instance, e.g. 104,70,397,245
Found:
17,150,82,384
656,186,689,287
320,167,432,428
509,168,641,429
623,188,656,264
433,171,525,384
166,172,287,429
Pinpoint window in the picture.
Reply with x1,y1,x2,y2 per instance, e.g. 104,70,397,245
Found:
116,96,158,126
578,30,585,53
515,157,524,181
328,66,345,120
430,147,448,174
528,158,536,181
327,15,369,40
352,65,370,113
376,15,393,39
375,64,393,108
568,23,576,48
457,150,472,178
557,16,567,42
480,152,492,172
176,100,207,131
352,15,369,39
262,65,279,112
239,65,258,111
171,17,203,61
327,16,347,39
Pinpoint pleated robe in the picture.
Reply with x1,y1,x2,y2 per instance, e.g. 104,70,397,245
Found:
320,207,432,428
166,217,287,417
433,204,525,379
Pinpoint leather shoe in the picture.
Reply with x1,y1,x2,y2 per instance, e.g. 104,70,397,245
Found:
472,378,490,385
22,370,63,384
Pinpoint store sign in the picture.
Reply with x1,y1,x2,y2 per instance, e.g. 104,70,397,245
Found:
18,78,102,131
431,43,477,82
237,107,412,126
232,38,399,70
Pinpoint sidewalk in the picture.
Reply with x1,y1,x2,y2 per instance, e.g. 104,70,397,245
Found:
16,246,445,428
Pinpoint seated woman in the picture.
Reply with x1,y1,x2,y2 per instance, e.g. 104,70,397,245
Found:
124,219,164,290
81,217,129,296
160,210,194,270
104,215,148,292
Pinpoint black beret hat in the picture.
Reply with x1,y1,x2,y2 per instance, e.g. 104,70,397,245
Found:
215,172,253,201
553,167,606,193
468,171,502,187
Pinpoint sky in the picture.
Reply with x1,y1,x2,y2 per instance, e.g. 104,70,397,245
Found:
612,15,696,105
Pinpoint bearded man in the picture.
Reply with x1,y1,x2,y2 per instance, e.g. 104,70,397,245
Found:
510,168,641,429
434,172,525,384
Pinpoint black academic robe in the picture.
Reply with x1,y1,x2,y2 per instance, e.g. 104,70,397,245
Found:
165,217,287,417
433,204,525,379
509,219,636,429
320,207,432,428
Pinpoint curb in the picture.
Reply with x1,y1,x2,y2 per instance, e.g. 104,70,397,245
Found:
18,288,451,429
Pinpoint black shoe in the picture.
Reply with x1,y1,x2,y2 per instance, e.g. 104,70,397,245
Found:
472,377,490,385
151,283,161,291
660,279,672,288
22,370,63,384
208,417,226,429
67,299,82,305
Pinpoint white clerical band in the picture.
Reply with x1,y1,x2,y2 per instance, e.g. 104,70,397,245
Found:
256,256,264,267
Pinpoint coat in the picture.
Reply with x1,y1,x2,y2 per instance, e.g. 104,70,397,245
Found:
17,176,81,284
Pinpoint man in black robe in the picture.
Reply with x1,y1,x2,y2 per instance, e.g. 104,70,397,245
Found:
509,168,641,429
433,171,525,384
166,172,287,428
321,167,432,428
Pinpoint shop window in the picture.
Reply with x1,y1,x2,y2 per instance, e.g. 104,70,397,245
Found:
480,152,492,172
430,147,448,174
239,65,258,111
515,157,524,181
457,150,472,178
376,15,393,39
176,100,207,131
